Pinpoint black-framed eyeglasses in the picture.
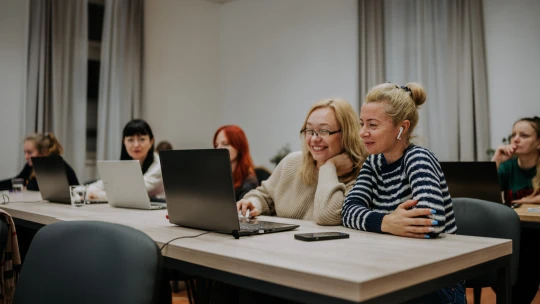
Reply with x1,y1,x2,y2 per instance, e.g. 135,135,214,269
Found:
300,129,342,138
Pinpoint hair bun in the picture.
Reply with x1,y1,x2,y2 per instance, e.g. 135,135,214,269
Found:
406,83,426,107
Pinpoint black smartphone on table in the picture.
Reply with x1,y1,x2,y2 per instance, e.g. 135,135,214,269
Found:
294,232,349,242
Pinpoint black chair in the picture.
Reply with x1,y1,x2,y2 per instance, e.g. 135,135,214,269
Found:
254,166,272,186
0,216,9,259
13,221,171,304
452,198,520,304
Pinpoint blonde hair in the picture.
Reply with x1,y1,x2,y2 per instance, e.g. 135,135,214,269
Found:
24,132,64,156
516,117,540,194
299,98,367,185
364,82,426,141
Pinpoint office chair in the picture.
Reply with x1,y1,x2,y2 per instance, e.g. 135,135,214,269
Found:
0,216,9,260
452,198,520,304
254,166,272,186
13,221,171,304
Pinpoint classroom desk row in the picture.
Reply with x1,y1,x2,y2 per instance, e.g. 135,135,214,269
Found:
1,191,513,304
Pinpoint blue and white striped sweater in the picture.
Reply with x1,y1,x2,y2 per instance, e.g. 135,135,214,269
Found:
342,145,457,236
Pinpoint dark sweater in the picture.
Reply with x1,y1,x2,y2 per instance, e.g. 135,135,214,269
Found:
235,173,258,201
0,161,79,191
342,145,457,237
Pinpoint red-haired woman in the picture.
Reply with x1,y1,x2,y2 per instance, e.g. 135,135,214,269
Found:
213,125,258,201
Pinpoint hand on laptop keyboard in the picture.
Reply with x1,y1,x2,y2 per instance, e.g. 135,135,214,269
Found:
238,209,252,219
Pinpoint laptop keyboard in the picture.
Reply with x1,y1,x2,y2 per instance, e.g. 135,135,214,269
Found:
239,218,287,231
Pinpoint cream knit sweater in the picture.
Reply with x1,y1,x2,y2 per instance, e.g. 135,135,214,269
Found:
243,151,355,225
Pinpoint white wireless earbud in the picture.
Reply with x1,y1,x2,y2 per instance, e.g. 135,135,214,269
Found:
397,127,404,140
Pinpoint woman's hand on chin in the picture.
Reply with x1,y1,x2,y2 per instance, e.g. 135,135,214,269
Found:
325,153,353,176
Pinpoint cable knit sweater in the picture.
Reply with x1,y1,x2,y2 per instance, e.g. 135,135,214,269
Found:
242,151,356,225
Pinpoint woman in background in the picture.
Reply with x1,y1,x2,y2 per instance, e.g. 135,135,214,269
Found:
156,140,173,152
87,119,164,201
237,98,366,225
213,125,258,201
0,132,78,191
492,116,540,204
492,116,540,304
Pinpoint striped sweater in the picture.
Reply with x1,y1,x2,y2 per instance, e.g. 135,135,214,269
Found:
342,145,457,236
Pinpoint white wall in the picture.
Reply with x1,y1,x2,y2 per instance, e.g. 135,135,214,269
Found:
219,0,359,169
0,0,28,180
484,0,540,148
143,0,221,150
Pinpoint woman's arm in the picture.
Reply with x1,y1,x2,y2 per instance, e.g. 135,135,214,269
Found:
341,161,385,232
239,153,295,216
313,162,350,225
86,180,107,201
404,151,447,236
142,155,163,194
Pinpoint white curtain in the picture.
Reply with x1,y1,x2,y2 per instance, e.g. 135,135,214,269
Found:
96,0,144,161
26,0,88,177
383,0,490,161
359,0,385,101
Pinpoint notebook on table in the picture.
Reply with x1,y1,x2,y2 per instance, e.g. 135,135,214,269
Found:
159,149,299,238
96,160,167,210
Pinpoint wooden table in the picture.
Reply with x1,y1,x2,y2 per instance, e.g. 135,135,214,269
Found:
512,203,540,229
1,192,513,303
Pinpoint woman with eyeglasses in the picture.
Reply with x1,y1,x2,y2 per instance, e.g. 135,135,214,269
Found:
213,125,258,201
236,98,367,225
0,132,79,191
87,119,164,201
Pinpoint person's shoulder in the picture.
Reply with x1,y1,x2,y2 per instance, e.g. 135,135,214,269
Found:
281,151,303,165
405,145,438,161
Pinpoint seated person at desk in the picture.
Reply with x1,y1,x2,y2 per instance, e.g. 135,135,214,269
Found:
341,83,463,304
492,116,540,204
237,98,367,225
0,132,78,191
492,116,540,304
87,119,165,201
213,125,258,200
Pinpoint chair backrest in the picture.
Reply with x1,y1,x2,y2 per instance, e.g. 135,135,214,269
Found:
254,166,272,186
0,216,9,262
452,198,520,287
14,221,168,304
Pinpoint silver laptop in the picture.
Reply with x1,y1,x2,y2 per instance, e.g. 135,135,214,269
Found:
97,160,166,210
32,155,76,204
159,149,299,238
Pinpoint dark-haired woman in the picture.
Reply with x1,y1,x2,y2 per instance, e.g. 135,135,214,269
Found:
87,119,164,201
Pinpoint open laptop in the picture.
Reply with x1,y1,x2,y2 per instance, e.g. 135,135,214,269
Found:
96,160,166,210
439,161,503,204
159,149,299,237
32,155,75,204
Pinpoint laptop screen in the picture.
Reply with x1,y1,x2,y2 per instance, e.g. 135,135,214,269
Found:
439,161,502,203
